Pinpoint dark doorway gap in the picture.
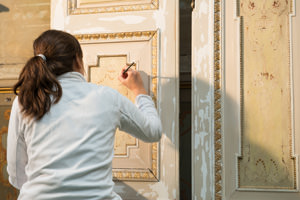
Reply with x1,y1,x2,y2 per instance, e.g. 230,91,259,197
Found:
179,0,192,199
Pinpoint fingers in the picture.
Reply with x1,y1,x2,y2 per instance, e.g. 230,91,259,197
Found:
120,66,135,80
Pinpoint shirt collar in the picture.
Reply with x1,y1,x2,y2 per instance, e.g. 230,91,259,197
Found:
57,72,86,83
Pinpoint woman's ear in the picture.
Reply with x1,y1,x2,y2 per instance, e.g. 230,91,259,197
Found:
73,55,85,75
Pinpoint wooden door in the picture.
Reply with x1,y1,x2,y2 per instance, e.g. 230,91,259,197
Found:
51,0,179,199
192,0,300,200
224,0,300,199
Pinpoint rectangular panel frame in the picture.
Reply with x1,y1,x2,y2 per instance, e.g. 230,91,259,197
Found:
68,0,158,15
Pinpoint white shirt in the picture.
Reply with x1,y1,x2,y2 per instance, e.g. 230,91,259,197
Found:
7,72,162,200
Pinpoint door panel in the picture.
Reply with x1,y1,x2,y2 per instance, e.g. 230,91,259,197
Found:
238,0,295,190
76,31,159,181
224,0,300,199
51,0,179,199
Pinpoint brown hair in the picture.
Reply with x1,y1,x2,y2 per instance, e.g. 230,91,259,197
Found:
14,30,83,120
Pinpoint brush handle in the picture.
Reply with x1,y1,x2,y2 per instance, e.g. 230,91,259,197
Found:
123,62,135,74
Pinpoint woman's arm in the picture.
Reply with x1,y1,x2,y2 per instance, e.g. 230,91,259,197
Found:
117,68,162,142
7,97,28,189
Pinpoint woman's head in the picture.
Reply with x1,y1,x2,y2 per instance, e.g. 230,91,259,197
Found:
33,30,83,75
14,30,84,120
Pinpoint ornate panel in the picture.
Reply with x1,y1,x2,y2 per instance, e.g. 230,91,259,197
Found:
0,89,18,199
75,30,159,181
68,0,159,15
89,55,138,156
238,0,296,190
214,0,223,199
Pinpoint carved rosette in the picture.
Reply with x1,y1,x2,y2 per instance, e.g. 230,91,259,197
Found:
68,0,159,15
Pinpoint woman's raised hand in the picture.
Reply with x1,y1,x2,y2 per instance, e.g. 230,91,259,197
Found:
118,67,147,97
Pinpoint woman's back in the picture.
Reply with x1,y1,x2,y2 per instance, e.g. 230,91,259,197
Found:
12,72,121,199
7,30,161,200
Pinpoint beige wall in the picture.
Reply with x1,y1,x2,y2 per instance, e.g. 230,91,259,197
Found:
0,0,50,83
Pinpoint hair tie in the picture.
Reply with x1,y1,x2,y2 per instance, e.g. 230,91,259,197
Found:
37,54,47,62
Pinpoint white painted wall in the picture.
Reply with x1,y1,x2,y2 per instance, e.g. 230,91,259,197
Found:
192,0,215,199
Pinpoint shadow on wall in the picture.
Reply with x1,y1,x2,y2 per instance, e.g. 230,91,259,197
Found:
223,80,298,197
114,75,179,199
0,4,9,13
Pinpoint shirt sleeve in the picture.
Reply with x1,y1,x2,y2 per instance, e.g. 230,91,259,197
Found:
7,97,28,189
117,93,162,143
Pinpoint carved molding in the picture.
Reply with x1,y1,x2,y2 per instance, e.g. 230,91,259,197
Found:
214,0,223,199
75,31,156,43
75,30,159,181
68,0,159,15
0,88,14,94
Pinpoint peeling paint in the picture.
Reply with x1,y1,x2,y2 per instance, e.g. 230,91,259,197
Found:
171,97,176,143
172,189,176,199
72,27,108,34
193,44,209,76
199,1,209,15
138,182,171,200
192,0,215,199
98,15,146,25
149,182,169,200
52,0,64,30
194,131,208,150
201,150,208,199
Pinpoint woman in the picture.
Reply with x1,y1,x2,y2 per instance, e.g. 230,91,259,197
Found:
7,30,162,200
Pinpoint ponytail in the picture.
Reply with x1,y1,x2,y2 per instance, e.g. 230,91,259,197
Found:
14,56,62,120
14,30,83,120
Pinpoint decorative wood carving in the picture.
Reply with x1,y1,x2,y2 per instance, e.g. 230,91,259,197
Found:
68,0,159,15
214,0,223,199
